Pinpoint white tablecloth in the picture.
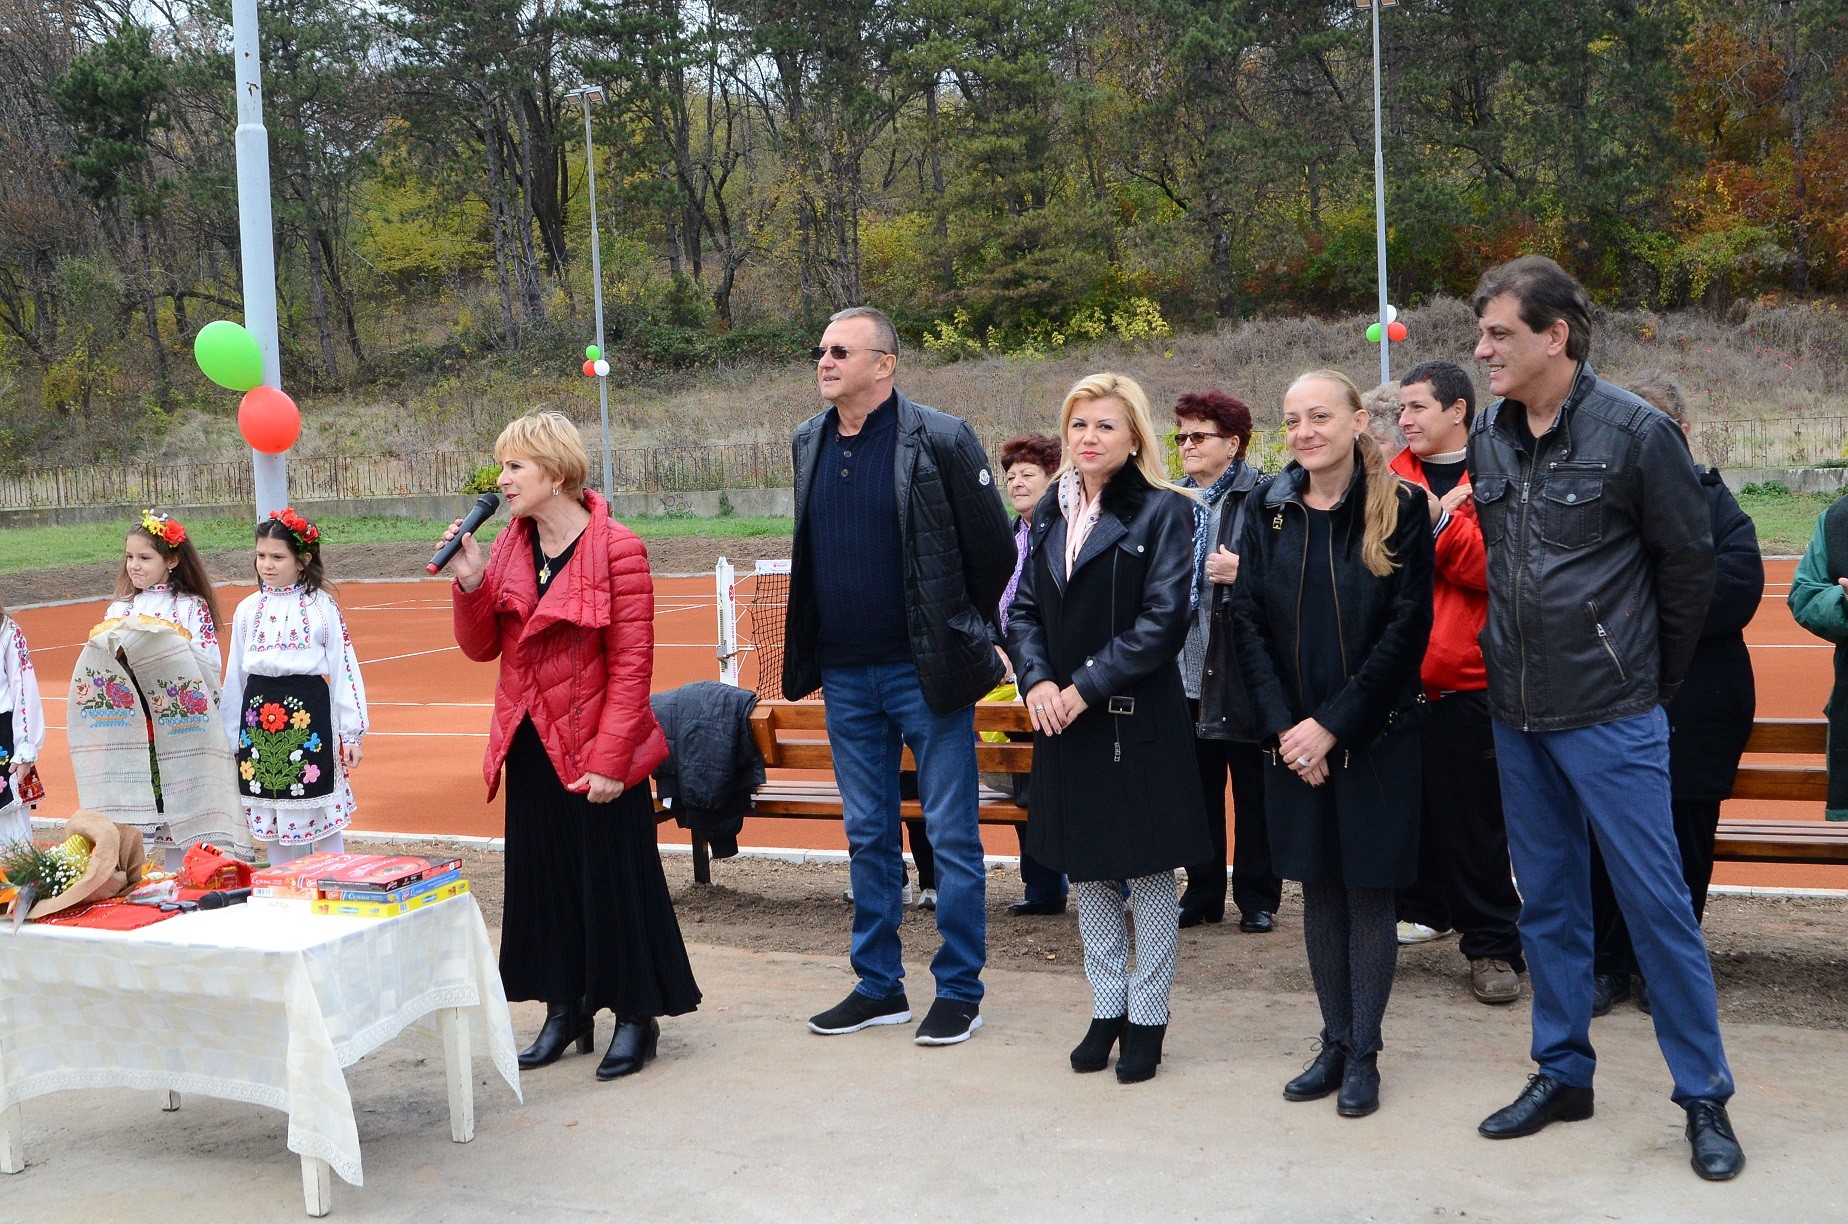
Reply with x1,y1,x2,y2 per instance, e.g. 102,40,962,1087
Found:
0,896,521,1186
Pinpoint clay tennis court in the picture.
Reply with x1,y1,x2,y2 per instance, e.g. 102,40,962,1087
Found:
13,560,1845,889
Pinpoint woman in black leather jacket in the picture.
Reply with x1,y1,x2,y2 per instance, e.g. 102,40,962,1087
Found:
1229,369,1434,1118
1006,372,1212,1085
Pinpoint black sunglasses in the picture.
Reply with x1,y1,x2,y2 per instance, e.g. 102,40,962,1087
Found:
810,345,891,362
1172,430,1225,447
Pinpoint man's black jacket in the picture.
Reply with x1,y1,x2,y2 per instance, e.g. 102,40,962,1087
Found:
782,392,1015,715
1467,363,1715,732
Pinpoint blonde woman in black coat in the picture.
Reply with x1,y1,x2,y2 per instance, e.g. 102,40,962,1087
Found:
1005,372,1212,1084
1229,370,1433,1118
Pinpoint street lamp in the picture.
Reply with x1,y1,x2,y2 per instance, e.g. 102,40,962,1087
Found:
1360,0,1397,384
232,0,287,516
564,84,615,504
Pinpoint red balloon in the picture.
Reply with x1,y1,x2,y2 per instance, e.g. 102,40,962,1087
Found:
582,360,597,377
1387,321,1408,342
238,385,301,455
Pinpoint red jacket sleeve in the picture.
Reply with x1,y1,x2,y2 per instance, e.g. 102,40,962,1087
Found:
1434,503,1488,593
452,550,505,662
585,531,662,786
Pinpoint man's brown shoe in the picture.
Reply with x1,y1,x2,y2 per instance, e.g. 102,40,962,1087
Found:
1470,958,1522,1005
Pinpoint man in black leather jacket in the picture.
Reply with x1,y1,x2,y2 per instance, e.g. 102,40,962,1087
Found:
783,306,1015,1049
1466,257,1743,1181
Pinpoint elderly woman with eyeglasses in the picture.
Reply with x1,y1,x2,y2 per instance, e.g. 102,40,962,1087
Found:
1174,392,1282,934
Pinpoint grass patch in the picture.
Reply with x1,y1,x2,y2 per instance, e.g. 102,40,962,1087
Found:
0,514,791,573
1736,488,1834,555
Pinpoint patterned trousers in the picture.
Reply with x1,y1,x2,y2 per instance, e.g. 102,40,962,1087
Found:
1073,873,1181,1026
1301,879,1398,1057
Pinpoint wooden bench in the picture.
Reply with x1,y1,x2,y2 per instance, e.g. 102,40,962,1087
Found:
660,701,1032,883
659,707,1848,882
1719,718,1848,864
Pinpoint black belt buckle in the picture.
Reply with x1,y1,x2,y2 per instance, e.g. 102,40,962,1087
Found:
1107,696,1135,716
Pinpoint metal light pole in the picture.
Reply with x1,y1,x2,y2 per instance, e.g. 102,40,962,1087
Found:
231,0,287,516
566,85,615,503
1365,0,1397,385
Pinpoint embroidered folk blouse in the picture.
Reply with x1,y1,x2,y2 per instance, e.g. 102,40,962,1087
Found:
0,616,46,768
221,584,369,751
106,584,223,674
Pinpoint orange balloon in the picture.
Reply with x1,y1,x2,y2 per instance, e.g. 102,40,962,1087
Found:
582,360,597,377
238,385,301,454
1387,321,1408,342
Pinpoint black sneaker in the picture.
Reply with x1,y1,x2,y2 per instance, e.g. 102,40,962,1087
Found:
807,990,911,1035
914,998,983,1046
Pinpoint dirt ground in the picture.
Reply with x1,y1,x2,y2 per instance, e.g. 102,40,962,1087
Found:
0,536,793,607
349,838,1848,1033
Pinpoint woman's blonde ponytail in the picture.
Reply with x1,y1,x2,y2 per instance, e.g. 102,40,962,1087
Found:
1357,431,1401,576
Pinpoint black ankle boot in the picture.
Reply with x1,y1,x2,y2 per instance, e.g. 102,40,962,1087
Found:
1070,1015,1126,1073
518,1002,594,1070
1284,1042,1347,1102
596,1016,660,1081
1115,1022,1166,1083
1337,1052,1381,1117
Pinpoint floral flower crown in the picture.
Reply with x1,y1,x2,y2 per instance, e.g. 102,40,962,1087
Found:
269,507,320,548
140,509,187,548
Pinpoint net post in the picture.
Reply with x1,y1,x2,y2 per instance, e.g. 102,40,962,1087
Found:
716,556,740,686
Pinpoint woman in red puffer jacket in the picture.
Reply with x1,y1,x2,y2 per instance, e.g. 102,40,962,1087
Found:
447,410,699,1083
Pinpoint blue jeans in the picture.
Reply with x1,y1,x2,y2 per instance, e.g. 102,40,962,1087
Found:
823,664,986,1004
1494,709,1734,1105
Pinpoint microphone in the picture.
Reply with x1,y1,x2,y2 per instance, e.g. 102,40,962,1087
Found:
197,888,252,910
427,492,501,575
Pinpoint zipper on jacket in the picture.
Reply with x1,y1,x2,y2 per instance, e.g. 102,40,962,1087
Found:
1587,599,1627,683
1291,503,1309,708
1328,518,1349,681
1514,452,1535,731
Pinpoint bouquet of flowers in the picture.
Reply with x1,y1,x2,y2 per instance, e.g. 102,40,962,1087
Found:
1,835,92,931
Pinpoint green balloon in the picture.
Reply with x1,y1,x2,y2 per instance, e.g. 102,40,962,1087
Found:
1365,322,1382,343
585,344,601,361
194,320,264,392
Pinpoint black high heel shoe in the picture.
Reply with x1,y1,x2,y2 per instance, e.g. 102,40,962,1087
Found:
1115,1022,1166,1083
518,1002,595,1070
1070,1015,1126,1073
597,1017,660,1080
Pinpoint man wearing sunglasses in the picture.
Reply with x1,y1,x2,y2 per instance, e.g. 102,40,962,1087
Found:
785,305,1015,1048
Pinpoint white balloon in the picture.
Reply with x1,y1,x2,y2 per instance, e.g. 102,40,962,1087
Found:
1386,304,1399,323
592,359,610,377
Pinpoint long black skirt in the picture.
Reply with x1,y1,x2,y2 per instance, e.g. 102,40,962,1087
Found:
500,717,701,1018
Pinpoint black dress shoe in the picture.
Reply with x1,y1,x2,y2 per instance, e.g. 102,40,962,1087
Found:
1592,973,1631,1018
1238,910,1275,934
1115,1022,1166,1083
1177,899,1224,929
1070,1015,1126,1073
1008,898,1068,916
1284,1042,1347,1102
517,1002,594,1070
596,1016,660,1080
1478,1074,1595,1138
1337,1052,1380,1118
1685,1100,1745,1180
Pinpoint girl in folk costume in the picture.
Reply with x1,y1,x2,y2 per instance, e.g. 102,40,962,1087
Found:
107,510,225,674
0,582,47,847
98,509,239,863
222,510,369,863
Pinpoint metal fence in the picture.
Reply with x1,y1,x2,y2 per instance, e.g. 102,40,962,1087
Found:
1693,417,1848,473
0,424,1837,511
0,443,791,511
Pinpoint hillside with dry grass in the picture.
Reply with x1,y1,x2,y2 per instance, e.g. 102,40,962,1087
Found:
111,298,1848,475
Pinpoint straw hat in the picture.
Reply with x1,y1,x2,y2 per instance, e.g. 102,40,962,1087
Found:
26,810,149,920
